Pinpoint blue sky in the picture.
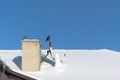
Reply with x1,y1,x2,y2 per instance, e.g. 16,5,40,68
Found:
0,0,120,51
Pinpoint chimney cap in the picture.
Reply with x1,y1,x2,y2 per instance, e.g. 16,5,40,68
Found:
22,39,39,42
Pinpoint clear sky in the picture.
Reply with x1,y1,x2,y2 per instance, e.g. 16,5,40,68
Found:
0,0,120,51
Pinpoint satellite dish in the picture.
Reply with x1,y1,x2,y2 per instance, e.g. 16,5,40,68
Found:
46,35,50,42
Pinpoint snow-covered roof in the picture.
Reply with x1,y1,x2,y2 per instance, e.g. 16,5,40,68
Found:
0,49,120,80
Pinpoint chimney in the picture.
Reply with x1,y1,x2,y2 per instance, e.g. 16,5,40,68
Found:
22,39,41,71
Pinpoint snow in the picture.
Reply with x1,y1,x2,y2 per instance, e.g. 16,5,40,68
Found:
0,49,120,80
23,39,39,41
